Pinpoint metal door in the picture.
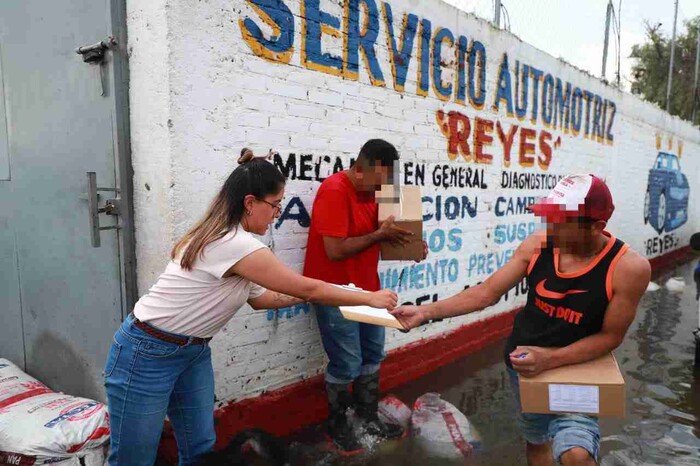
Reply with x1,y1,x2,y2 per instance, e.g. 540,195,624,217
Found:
0,0,134,401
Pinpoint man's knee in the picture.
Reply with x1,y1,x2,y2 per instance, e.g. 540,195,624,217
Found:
560,447,595,466
360,328,386,364
328,354,363,382
551,415,599,464
361,348,386,367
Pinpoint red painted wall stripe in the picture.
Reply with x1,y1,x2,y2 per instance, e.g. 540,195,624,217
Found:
159,246,694,460
648,245,692,276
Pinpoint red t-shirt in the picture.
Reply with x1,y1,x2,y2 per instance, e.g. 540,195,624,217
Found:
303,172,380,291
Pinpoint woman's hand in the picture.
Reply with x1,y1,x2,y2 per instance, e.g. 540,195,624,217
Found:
367,289,398,310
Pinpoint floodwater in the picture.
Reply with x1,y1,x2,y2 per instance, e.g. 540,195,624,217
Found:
289,261,700,465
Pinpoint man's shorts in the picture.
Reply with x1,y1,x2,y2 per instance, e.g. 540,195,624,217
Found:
507,366,600,462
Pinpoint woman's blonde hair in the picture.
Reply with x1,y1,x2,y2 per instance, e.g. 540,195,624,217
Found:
171,148,285,270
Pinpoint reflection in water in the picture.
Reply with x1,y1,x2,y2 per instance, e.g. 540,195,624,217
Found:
290,263,700,465
627,287,682,385
599,263,700,466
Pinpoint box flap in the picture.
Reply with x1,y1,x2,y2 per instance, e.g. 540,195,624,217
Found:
521,353,624,385
377,185,422,221
376,184,398,201
400,186,422,221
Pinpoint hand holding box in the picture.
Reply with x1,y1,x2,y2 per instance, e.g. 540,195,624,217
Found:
377,184,424,261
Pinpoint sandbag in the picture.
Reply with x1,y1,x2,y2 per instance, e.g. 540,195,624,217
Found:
0,448,106,466
411,393,480,459
0,359,109,465
665,277,685,292
645,281,660,292
377,395,411,430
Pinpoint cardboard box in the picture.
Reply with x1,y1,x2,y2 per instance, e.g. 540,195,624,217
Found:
377,184,423,261
518,353,625,417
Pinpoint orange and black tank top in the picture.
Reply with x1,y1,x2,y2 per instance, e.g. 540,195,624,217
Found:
505,232,629,367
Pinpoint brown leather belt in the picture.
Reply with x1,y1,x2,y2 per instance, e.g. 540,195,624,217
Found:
132,316,211,346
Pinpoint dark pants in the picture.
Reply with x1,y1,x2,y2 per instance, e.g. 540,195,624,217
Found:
314,305,386,384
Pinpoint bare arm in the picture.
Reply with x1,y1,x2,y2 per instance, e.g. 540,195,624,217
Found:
248,290,305,310
395,233,544,327
323,232,381,261
229,248,397,309
422,241,531,320
323,216,412,261
511,249,651,375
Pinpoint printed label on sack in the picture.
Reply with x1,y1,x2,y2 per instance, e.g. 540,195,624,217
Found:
44,401,101,428
548,384,599,413
0,382,53,410
27,397,74,414
0,450,65,466
441,411,473,457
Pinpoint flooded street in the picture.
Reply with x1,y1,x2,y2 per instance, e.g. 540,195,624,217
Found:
291,261,700,465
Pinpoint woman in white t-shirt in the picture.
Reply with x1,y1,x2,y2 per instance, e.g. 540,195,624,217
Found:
103,151,397,466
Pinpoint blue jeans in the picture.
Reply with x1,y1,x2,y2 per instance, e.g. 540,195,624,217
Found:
314,305,386,384
507,366,600,463
104,314,216,466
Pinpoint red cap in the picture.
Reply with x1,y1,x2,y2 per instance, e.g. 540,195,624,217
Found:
529,174,614,223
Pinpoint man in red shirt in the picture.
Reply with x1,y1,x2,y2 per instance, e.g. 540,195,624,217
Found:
304,139,414,453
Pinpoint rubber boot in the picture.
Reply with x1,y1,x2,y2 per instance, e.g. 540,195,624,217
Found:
325,382,365,454
353,372,404,439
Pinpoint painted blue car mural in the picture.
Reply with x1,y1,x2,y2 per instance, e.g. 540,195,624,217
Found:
644,151,690,234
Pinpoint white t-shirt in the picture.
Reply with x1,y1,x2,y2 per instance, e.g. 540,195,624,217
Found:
133,229,268,338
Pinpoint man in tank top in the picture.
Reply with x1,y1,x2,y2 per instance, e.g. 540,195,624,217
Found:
391,174,651,466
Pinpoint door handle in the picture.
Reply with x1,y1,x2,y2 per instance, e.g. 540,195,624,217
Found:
76,37,117,64
81,172,121,248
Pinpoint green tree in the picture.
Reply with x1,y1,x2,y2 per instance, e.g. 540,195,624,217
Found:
630,16,700,123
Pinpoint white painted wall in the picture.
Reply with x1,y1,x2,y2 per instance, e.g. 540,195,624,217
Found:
127,0,700,405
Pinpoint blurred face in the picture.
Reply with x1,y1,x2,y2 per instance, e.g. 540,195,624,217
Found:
355,161,393,191
243,187,285,235
545,216,606,250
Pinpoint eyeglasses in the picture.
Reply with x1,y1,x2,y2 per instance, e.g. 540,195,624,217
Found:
258,198,282,213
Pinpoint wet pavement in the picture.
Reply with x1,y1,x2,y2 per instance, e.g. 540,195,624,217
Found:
290,260,700,465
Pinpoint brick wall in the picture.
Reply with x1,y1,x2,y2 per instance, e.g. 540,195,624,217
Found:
127,0,700,406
